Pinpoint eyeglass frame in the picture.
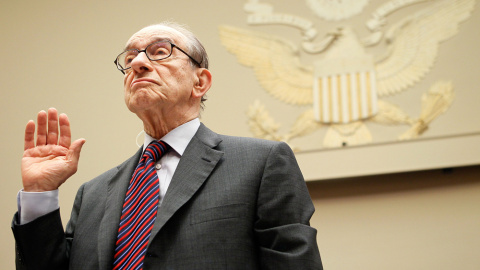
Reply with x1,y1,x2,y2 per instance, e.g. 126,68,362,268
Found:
114,40,202,74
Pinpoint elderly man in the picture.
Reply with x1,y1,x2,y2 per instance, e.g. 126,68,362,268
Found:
12,22,322,269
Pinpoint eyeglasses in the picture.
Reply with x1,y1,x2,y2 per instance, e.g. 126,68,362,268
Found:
114,40,201,74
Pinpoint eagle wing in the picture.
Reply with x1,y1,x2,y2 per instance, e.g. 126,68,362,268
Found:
375,0,475,97
219,25,314,105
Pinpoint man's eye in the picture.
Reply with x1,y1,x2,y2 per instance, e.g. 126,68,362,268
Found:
153,48,169,56
148,42,170,58
124,55,135,65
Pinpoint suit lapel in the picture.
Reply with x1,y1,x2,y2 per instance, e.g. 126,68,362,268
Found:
148,124,224,243
97,148,143,270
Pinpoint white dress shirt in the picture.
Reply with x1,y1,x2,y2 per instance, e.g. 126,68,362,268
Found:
17,118,200,225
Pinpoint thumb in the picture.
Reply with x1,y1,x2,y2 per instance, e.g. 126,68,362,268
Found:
68,138,86,165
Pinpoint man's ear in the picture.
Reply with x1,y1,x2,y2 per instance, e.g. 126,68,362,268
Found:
192,68,212,98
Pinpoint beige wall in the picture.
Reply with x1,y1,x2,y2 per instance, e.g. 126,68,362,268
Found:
1,1,479,269
308,165,480,269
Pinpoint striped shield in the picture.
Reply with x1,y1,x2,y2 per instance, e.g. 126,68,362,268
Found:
313,70,378,124
312,27,378,124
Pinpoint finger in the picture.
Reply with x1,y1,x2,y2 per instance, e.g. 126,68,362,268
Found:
47,108,59,145
24,120,36,150
67,138,86,169
58,113,72,148
36,110,48,146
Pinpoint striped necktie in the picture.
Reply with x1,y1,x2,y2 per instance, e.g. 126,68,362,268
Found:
113,140,170,270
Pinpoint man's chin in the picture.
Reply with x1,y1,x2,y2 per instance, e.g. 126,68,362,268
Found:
126,99,159,115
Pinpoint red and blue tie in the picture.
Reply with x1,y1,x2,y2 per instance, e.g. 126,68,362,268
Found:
113,140,170,270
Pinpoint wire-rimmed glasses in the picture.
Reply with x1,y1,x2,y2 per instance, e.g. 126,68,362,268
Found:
114,40,201,74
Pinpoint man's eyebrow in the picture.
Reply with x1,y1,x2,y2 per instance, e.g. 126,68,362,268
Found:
123,37,175,51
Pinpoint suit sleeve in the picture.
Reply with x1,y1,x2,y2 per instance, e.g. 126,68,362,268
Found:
11,184,85,270
254,142,323,269
11,209,69,270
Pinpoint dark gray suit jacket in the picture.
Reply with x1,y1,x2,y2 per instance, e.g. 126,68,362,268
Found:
12,124,322,269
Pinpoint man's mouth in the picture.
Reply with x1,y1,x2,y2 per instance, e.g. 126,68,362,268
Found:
131,78,157,87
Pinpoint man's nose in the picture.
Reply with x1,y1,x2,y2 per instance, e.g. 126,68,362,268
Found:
130,52,153,73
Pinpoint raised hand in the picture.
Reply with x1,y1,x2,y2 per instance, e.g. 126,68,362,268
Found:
21,108,86,192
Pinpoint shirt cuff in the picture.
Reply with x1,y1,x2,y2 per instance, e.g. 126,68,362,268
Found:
18,189,59,225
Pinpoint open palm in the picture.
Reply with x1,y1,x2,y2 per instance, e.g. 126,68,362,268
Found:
22,108,85,192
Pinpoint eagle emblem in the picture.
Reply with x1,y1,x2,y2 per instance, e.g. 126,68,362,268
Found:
219,0,475,149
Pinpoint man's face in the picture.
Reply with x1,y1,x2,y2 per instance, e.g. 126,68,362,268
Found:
123,25,197,116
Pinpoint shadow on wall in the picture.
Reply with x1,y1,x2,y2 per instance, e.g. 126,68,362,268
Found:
306,165,480,199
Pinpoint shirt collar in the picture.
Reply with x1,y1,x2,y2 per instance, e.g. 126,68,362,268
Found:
143,118,200,156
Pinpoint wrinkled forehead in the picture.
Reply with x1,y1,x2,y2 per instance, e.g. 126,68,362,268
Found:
125,25,186,50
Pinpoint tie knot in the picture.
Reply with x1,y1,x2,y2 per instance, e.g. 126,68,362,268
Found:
144,140,170,162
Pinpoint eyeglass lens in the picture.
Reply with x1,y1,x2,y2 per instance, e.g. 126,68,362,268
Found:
117,41,172,70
